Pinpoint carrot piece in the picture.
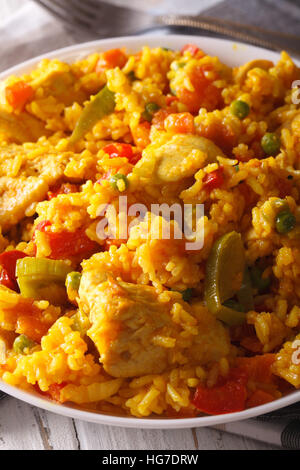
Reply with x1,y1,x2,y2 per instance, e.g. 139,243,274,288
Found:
164,112,195,134
5,81,34,110
152,108,173,130
132,121,151,149
16,315,49,342
96,49,127,73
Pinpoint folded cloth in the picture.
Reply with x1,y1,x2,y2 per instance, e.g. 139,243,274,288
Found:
212,403,300,449
0,0,300,450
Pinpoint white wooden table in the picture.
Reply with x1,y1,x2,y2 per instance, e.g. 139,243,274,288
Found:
0,0,277,450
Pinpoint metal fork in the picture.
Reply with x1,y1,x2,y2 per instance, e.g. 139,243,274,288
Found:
34,0,300,57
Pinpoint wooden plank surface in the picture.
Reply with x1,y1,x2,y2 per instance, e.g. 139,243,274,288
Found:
0,0,278,451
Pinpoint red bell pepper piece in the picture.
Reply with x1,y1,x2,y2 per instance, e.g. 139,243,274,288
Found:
0,250,27,291
103,143,142,165
203,167,224,191
192,368,248,415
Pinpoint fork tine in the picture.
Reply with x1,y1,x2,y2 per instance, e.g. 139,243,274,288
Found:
64,0,107,22
64,0,134,29
35,0,91,29
35,0,154,35
67,0,114,16
36,0,122,32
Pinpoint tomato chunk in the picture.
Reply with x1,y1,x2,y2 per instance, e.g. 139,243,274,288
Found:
32,220,52,244
165,95,179,106
235,354,276,384
177,65,221,113
164,112,195,134
0,250,27,291
33,221,98,259
197,121,237,154
48,229,98,259
5,80,34,110
96,49,127,74
193,368,248,415
203,167,224,191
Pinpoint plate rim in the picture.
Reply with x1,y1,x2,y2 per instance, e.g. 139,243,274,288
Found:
1,33,299,428
1,379,300,428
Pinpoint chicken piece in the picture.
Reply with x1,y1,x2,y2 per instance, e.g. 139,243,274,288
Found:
0,143,72,232
134,133,225,183
80,271,172,377
0,177,48,232
29,60,87,106
79,265,230,378
0,109,48,144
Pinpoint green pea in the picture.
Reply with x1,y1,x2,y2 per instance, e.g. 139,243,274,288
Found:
223,299,245,312
182,288,194,302
66,272,81,292
110,173,129,192
234,164,240,172
142,102,160,122
261,132,280,156
230,100,250,120
13,335,35,354
275,210,296,234
250,266,271,293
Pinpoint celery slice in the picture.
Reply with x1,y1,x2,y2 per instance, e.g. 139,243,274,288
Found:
16,257,72,282
16,257,72,304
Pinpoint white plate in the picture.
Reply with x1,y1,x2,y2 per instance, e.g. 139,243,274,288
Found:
1,34,299,428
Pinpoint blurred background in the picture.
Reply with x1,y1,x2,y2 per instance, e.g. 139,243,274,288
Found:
1,0,299,73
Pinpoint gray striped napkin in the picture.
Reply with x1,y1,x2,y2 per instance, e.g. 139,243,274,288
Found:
0,0,300,450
